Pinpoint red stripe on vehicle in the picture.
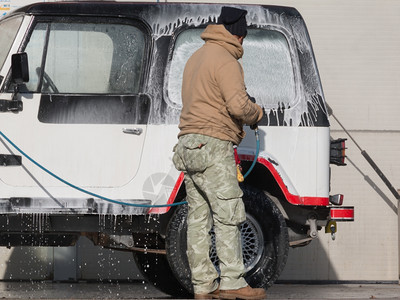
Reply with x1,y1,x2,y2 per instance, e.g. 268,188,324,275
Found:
157,153,331,214
239,154,329,206
330,207,354,220
148,172,185,214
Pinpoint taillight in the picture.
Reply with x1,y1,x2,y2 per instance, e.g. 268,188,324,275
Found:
330,138,347,166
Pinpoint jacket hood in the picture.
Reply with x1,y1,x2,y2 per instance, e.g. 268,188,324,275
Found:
201,24,244,59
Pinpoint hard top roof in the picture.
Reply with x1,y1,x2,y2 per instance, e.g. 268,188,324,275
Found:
8,1,300,19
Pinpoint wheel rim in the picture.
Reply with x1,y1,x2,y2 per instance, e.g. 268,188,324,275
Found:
241,214,264,271
209,214,264,273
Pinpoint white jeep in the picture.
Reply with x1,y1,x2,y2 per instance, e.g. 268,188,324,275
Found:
0,2,353,296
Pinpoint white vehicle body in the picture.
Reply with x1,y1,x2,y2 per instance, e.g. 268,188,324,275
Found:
0,2,353,296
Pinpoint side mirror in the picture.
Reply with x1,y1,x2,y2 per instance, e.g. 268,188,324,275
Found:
11,52,29,84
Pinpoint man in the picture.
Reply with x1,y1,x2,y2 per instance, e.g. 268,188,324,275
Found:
173,6,266,300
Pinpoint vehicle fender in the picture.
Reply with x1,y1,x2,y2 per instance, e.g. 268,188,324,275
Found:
238,149,329,206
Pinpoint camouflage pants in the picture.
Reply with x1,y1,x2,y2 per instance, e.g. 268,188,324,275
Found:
173,133,248,294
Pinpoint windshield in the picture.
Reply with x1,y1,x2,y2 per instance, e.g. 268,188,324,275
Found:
0,15,23,77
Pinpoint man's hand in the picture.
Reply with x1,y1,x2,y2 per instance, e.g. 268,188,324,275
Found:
247,93,260,130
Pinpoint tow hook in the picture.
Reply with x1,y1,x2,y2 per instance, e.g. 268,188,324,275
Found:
325,220,337,240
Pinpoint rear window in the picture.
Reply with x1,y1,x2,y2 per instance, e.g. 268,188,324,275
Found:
166,28,296,110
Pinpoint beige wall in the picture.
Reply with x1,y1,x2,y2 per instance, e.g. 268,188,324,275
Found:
1,0,399,283
265,0,400,282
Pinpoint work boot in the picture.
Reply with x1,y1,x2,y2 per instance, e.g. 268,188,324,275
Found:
219,285,266,300
194,287,220,299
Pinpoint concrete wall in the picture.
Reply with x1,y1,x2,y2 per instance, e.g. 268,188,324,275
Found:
1,0,399,283
270,0,400,282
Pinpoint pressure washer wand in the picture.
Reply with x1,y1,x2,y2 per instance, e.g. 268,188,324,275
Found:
243,125,260,179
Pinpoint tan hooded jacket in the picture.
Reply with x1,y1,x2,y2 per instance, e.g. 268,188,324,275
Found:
178,24,264,145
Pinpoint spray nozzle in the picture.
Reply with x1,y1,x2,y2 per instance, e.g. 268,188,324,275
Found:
250,123,258,130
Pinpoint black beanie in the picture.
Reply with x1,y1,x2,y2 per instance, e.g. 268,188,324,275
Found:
217,6,248,37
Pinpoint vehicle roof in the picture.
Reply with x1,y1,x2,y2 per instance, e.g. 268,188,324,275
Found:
10,2,299,18
5,2,303,38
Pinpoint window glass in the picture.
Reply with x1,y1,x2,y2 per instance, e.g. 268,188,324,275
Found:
243,29,296,109
24,23,47,92
167,28,203,107
167,28,296,110
0,16,23,70
24,21,146,94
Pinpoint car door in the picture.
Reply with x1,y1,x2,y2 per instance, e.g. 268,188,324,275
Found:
0,16,150,189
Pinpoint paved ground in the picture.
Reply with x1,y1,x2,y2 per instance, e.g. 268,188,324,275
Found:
0,281,399,299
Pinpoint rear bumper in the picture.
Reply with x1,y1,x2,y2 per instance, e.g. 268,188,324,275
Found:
330,206,354,221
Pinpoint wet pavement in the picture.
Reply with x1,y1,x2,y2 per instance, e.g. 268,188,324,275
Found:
0,281,399,299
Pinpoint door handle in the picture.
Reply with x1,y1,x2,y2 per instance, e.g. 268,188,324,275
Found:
122,128,143,135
